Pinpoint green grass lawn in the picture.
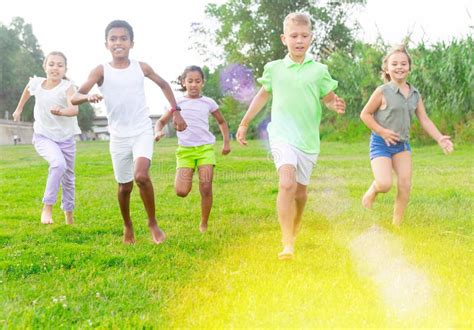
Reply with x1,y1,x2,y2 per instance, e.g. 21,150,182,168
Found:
0,139,472,328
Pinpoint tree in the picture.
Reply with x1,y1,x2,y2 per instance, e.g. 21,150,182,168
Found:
202,65,222,101
77,103,96,133
193,0,365,76
0,17,44,120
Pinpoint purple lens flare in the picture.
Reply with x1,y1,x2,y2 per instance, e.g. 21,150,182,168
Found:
220,64,256,104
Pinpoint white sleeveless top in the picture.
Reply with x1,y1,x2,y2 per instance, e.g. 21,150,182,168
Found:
28,77,81,141
99,60,151,137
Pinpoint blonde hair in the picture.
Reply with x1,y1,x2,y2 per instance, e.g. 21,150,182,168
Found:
43,51,69,80
283,12,312,33
381,45,412,83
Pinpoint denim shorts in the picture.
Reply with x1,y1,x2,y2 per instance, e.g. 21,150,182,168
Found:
369,132,411,160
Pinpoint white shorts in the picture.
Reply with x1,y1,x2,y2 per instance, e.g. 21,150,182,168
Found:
270,141,318,185
109,129,154,183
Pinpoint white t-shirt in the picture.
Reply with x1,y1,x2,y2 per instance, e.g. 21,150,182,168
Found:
176,96,218,146
29,77,81,141
99,60,152,137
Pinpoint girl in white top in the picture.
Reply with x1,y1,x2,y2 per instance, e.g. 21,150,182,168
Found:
155,65,231,232
12,51,81,225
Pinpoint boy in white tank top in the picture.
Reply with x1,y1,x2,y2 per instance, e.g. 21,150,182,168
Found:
72,20,187,244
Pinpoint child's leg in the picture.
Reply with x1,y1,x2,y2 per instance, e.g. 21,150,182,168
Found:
33,134,67,224
197,165,214,232
175,168,194,197
391,151,412,226
277,165,297,255
134,157,165,244
41,205,54,224
293,183,308,238
58,138,76,224
362,157,393,208
117,181,135,244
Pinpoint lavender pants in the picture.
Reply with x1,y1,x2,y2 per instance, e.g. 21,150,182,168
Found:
33,133,76,211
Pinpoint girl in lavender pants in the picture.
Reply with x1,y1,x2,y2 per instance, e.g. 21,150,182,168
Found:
12,51,81,224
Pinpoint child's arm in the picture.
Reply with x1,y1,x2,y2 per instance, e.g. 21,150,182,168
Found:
322,92,346,114
211,110,231,155
140,62,187,132
12,85,31,121
236,87,270,146
360,88,400,146
71,66,104,105
415,97,453,154
154,111,172,142
50,85,79,117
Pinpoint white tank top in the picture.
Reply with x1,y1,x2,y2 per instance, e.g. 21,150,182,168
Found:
99,59,151,137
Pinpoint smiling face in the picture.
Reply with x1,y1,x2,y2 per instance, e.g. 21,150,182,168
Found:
182,70,204,98
385,51,411,82
43,54,67,81
281,21,313,63
105,27,134,60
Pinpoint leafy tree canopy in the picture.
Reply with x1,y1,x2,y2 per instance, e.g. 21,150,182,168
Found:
193,0,365,76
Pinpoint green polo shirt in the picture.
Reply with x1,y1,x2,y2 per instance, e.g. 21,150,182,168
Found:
257,54,338,153
374,81,420,142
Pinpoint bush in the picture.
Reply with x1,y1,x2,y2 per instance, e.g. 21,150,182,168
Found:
323,38,473,144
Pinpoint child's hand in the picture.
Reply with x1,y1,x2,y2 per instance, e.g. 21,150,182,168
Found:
172,112,187,132
333,96,346,114
12,110,21,122
50,106,64,116
236,125,248,146
222,143,231,155
154,130,165,142
437,135,453,154
380,128,400,146
87,94,103,103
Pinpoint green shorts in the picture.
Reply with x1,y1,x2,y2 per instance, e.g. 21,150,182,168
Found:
176,144,216,169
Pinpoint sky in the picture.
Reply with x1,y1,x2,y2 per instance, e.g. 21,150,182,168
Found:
1,0,472,115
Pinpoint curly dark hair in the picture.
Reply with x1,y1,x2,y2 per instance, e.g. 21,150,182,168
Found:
176,65,205,92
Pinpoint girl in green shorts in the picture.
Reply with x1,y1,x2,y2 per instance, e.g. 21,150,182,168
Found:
155,66,231,232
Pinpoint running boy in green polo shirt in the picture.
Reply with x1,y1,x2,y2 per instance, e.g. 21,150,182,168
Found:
236,12,345,260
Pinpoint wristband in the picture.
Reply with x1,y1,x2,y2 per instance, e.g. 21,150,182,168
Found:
170,105,181,113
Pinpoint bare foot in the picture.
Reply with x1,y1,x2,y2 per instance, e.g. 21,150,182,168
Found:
278,245,294,260
123,225,135,244
362,183,377,209
41,205,53,224
149,223,166,244
65,211,74,225
199,222,208,233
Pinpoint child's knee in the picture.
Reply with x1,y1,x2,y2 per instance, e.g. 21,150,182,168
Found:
50,160,67,174
119,183,133,195
279,180,297,193
199,182,212,197
176,187,190,198
398,178,412,193
295,190,308,201
134,172,150,186
375,180,392,193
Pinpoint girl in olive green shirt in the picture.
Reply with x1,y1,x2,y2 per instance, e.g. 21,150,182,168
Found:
360,45,453,226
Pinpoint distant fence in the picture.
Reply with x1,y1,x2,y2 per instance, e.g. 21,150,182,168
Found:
0,114,165,145
0,119,34,145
